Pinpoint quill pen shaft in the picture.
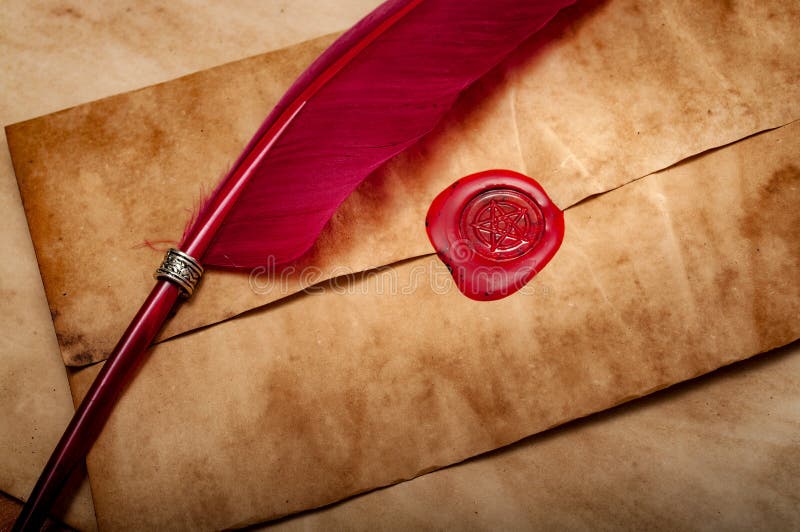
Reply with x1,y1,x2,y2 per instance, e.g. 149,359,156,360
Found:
13,282,182,530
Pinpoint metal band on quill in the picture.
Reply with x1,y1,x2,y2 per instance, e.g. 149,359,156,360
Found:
154,248,204,297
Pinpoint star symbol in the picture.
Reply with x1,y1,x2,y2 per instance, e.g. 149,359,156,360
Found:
470,200,531,252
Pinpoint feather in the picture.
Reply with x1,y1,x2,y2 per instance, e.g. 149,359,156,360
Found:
14,1,574,529
183,0,575,268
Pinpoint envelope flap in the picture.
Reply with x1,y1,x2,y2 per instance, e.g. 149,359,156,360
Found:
7,0,800,366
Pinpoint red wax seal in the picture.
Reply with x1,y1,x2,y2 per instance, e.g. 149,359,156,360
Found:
425,169,564,301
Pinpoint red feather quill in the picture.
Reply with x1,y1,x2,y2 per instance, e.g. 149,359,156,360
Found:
15,0,573,528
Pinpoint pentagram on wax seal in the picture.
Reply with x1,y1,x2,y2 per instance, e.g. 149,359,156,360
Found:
459,189,544,261
425,169,565,301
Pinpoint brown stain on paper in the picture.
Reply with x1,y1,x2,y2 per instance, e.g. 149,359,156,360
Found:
739,163,800,343
740,163,800,245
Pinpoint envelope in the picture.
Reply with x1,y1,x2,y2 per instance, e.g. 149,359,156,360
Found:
4,0,800,529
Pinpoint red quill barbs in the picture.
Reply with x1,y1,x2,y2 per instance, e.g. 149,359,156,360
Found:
15,0,574,529
193,0,576,268
182,0,432,264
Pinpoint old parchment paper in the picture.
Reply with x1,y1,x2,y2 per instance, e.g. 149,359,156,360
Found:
7,0,800,366
66,120,800,529
1,0,800,528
